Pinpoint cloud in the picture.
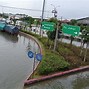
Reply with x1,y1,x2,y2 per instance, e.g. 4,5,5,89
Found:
0,0,89,19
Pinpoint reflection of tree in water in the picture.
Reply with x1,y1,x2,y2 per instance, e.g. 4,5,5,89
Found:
72,73,89,89
26,40,32,51
0,32,18,43
26,39,40,53
32,41,40,53
50,81,64,89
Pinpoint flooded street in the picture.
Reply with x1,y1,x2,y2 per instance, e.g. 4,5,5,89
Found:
0,31,89,89
25,71,89,89
0,32,40,89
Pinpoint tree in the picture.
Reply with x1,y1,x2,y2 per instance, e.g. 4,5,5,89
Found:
0,13,8,19
33,19,41,34
20,16,34,30
46,18,60,50
80,29,86,57
80,24,85,32
0,13,2,17
70,19,77,25
47,18,58,39
70,19,77,45
13,19,18,26
21,16,34,26
47,30,56,41
80,28,89,61
83,29,89,62
46,18,57,40
47,17,58,23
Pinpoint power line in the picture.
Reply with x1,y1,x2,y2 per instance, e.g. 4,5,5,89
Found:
0,5,51,13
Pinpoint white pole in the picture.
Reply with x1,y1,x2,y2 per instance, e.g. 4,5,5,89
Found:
40,0,45,36
32,52,36,78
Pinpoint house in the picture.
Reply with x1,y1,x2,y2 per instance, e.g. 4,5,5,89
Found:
61,19,70,24
15,20,23,26
77,17,89,25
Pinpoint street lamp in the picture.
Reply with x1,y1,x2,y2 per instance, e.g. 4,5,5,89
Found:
51,4,59,18
40,0,46,36
51,4,60,51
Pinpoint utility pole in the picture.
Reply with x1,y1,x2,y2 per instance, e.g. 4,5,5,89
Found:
51,4,59,51
40,0,45,36
54,21,59,51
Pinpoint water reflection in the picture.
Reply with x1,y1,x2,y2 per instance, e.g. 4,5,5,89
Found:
26,40,32,51
0,31,18,43
72,72,89,89
0,32,40,89
25,71,89,89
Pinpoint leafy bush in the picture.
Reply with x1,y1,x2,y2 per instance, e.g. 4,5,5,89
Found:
57,42,72,55
21,29,89,75
37,51,70,75
21,30,73,75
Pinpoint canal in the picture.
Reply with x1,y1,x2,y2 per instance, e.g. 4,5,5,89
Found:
0,32,40,89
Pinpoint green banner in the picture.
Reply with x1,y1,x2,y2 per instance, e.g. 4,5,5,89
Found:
62,24,80,36
41,21,55,31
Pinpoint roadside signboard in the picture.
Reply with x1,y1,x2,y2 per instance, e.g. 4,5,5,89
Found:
27,51,42,78
27,51,42,61
36,53,42,61
41,21,55,31
62,24,80,36
28,51,34,58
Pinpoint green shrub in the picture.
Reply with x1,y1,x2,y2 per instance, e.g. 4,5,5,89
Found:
57,44,74,56
37,51,70,75
21,29,89,74
21,30,71,75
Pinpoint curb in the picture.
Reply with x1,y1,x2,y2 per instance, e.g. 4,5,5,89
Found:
20,31,89,86
19,31,43,54
19,31,43,84
24,66,89,86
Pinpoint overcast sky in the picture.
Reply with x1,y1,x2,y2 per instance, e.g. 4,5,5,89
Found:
0,0,89,20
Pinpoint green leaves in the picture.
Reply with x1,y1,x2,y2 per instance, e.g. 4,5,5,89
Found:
47,30,56,41
81,29,89,42
38,51,70,75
